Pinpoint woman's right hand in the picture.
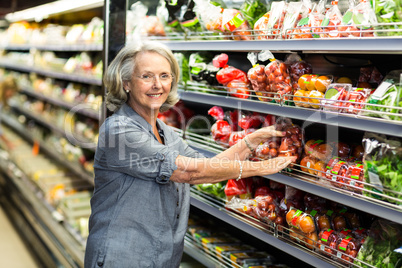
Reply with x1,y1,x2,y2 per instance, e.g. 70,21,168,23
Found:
261,156,296,175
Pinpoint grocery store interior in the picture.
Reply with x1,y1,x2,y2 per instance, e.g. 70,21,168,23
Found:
0,0,401,267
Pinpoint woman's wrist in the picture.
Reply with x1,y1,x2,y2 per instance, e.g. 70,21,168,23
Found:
245,132,263,151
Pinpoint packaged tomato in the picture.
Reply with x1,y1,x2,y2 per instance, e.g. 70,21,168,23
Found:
322,83,353,112
264,60,292,103
255,137,281,160
253,12,270,40
266,1,287,39
344,162,364,193
286,208,316,234
281,2,303,39
252,194,282,224
319,1,342,38
247,64,267,100
318,229,338,256
327,159,349,189
342,88,372,114
275,118,304,164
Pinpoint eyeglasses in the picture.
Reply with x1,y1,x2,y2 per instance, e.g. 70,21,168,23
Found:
135,73,174,84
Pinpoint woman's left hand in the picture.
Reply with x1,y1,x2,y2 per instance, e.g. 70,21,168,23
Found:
249,125,285,145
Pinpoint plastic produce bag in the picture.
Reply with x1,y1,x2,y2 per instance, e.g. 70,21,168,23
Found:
362,70,402,121
355,219,402,268
362,132,402,205
240,0,269,29
374,0,402,36
224,178,253,201
222,8,253,40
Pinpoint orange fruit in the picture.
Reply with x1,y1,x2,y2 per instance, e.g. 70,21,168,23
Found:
293,90,305,106
306,75,318,91
308,90,324,109
315,75,332,93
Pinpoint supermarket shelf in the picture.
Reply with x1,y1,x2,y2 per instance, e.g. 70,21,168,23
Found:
179,90,402,137
188,141,402,224
190,191,337,268
265,173,402,224
0,114,94,185
163,38,402,54
0,61,102,86
20,88,100,120
0,153,85,267
183,238,222,268
11,104,96,151
0,43,103,52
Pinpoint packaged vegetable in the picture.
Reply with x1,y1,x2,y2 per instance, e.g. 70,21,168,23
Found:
355,219,402,268
362,70,402,121
266,1,287,39
322,83,353,112
362,132,402,205
224,178,254,201
342,88,372,114
240,0,269,29
194,0,225,32
374,0,402,36
196,182,227,199
264,60,292,103
222,8,253,40
318,228,339,256
230,251,275,267
319,1,343,38
281,2,304,39
288,60,313,92
275,118,304,164
253,12,270,40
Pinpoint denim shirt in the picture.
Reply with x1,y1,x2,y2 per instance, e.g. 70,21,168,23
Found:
84,103,203,268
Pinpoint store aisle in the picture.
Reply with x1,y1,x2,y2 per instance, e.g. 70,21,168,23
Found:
0,206,38,268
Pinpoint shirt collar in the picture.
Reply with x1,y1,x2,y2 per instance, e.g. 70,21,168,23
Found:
118,103,166,142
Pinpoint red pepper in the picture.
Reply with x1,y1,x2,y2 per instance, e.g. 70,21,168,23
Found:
211,120,232,144
216,66,248,85
212,53,229,68
208,106,224,120
238,112,263,130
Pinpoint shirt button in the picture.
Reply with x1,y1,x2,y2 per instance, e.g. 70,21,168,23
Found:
161,175,166,180
177,214,180,219
176,188,179,192
97,261,104,266
176,201,179,206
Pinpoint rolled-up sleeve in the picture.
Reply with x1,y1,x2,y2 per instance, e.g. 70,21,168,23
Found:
96,116,179,184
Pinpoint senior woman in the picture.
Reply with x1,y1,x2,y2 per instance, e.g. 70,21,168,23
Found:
84,41,295,268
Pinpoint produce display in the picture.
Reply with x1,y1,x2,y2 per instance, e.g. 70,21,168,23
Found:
0,126,92,238
0,50,102,79
1,18,103,45
120,0,402,41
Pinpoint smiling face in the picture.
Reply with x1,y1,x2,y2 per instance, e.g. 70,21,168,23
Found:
125,51,172,122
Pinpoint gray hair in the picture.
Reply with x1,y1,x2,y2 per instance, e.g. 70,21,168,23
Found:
104,41,180,112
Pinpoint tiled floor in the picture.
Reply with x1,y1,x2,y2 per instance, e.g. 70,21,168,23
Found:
0,206,38,268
